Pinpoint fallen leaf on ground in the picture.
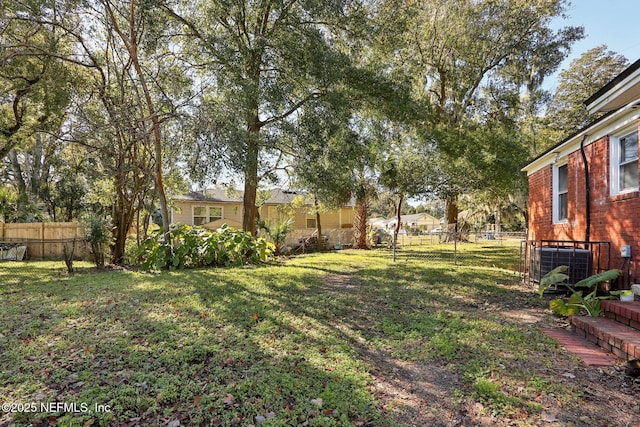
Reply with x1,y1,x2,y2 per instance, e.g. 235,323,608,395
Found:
310,398,323,407
223,393,236,406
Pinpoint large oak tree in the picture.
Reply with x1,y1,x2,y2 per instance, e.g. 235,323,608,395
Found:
162,0,370,234
376,0,584,228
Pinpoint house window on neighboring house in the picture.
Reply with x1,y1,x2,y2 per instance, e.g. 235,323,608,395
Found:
193,206,207,226
553,163,568,223
193,206,223,225
611,130,639,195
306,218,317,229
209,207,223,221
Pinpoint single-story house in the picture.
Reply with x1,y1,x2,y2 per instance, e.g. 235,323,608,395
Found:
370,213,441,233
171,188,354,247
522,58,640,284
386,213,441,233
369,217,390,230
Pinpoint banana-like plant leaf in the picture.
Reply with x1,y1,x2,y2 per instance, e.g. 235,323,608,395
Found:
550,292,582,317
566,292,584,316
538,265,569,297
574,269,621,288
550,298,571,316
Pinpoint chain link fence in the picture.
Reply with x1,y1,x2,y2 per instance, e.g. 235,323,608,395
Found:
0,228,527,285
0,238,92,281
381,231,527,273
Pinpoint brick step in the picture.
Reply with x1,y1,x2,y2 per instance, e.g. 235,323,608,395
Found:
570,315,640,360
542,328,618,366
601,300,640,330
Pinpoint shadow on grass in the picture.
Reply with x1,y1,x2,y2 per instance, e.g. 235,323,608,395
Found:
2,245,623,426
1,265,388,426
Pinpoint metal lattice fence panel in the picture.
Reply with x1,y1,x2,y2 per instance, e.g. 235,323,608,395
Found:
386,231,526,273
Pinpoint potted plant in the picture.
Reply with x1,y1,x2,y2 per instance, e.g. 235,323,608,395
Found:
611,290,635,302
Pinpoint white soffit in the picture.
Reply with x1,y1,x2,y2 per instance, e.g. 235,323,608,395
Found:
522,109,640,176
586,69,640,114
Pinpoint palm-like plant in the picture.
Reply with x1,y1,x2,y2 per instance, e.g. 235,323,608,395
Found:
257,218,293,256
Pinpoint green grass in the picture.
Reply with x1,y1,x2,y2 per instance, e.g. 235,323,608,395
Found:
0,244,580,426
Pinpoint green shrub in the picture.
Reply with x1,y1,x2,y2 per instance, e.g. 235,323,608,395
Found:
138,224,274,270
84,214,111,268
257,218,294,255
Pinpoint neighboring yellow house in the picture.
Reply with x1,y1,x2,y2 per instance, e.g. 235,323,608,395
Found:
171,188,354,246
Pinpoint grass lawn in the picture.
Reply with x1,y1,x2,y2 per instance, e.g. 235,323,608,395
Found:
0,244,620,426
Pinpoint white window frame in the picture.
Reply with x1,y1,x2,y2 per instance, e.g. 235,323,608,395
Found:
552,162,568,224
209,206,223,222
610,129,639,196
193,206,208,226
193,206,224,225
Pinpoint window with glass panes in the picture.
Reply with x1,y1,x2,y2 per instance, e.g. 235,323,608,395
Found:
193,206,223,225
619,131,638,192
193,206,207,225
554,163,568,222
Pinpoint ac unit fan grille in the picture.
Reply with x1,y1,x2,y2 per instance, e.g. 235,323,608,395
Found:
531,247,592,284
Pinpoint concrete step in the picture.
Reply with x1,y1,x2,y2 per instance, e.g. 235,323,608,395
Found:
601,300,640,330
570,315,640,360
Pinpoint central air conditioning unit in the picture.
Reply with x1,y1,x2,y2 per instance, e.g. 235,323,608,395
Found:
531,247,592,285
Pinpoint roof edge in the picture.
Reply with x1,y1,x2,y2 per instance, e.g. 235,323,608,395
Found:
585,58,640,109
522,108,640,176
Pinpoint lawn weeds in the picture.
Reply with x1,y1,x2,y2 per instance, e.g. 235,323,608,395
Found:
0,243,591,426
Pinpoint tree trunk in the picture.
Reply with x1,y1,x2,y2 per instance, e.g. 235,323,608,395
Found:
444,194,459,242
242,121,260,235
128,0,169,238
314,196,323,251
104,0,171,246
353,193,370,249
29,134,44,196
111,153,136,264
8,149,27,209
393,194,403,262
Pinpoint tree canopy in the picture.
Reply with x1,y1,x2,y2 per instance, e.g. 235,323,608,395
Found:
370,0,584,226
3,0,626,260
543,45,629,146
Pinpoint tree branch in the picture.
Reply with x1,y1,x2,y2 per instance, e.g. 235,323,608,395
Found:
260,91,325,128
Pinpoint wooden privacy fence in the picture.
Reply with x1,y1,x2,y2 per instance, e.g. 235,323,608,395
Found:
0,222,88,259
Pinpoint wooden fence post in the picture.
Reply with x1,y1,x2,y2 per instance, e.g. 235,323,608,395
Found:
41,222,45,258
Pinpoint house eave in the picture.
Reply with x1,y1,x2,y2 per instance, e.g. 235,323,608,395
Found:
585,59,640,114
522,108,640,176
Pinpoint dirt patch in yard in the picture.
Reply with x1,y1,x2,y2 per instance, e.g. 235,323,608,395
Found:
365,349,464,426
321,273,640,427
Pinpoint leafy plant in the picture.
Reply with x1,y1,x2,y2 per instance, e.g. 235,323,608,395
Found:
84,214,111,268
539,266,622,317
257,218,294,255
537,265,570,297
138,224,274,270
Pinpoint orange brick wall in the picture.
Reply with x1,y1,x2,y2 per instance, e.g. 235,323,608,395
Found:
528,122,640,282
